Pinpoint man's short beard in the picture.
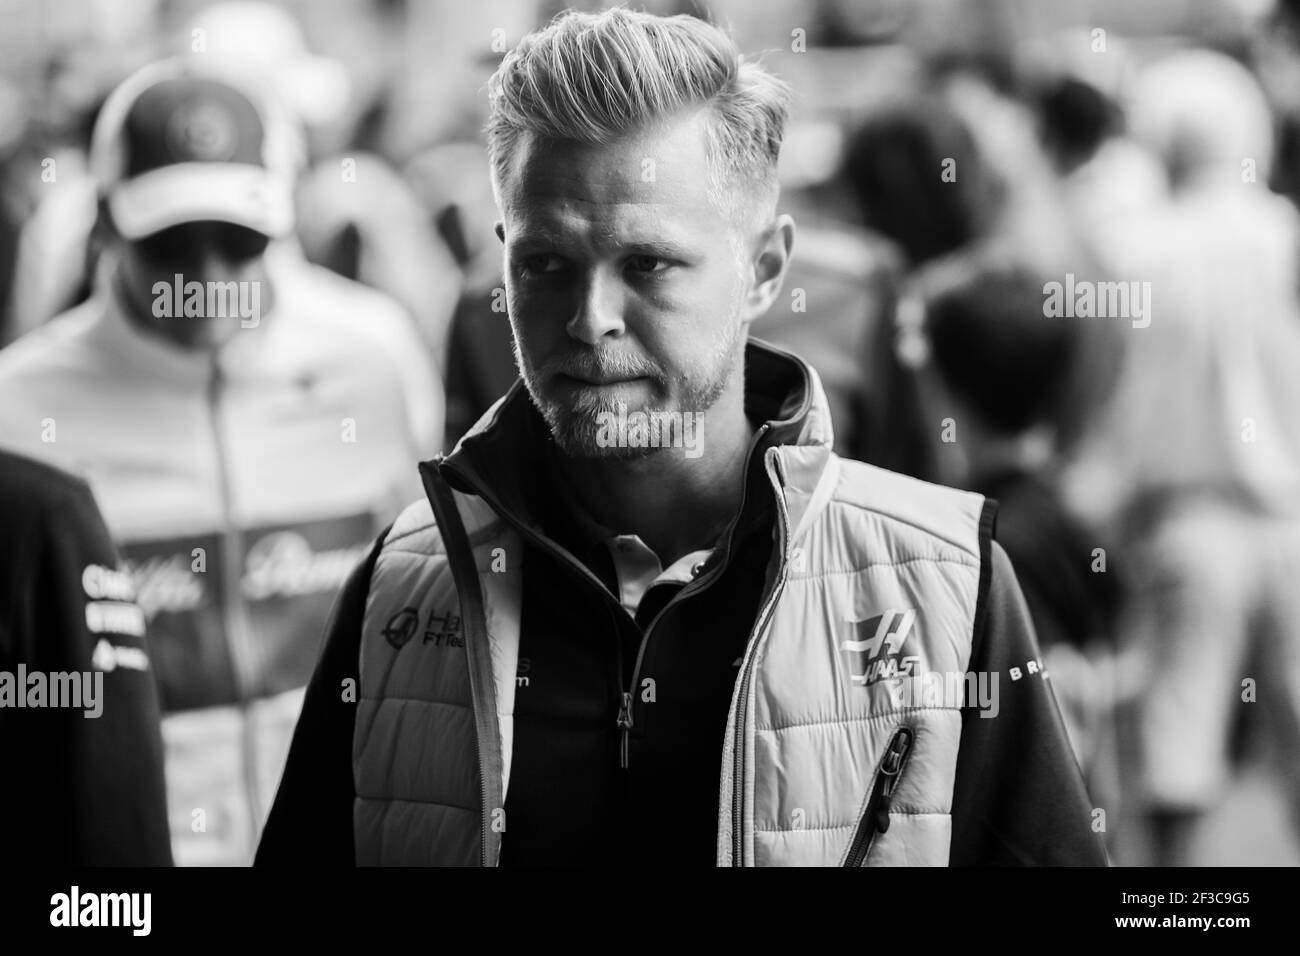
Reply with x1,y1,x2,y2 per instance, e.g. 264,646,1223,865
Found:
516,317,745,460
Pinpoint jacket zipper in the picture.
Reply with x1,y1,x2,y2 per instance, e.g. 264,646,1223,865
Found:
447,443,771,776
729,448,789,866
843,726,915,867
606,600,632,769
207,360,261,856
619,423,775,771
439,463,639,783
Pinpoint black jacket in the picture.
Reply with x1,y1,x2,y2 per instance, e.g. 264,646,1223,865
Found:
0,451,172,865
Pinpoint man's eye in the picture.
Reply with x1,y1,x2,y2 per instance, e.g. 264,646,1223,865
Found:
626,255,669,275
521,254,566,275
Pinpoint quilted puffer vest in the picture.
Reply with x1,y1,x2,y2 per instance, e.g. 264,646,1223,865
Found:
353,347,994,866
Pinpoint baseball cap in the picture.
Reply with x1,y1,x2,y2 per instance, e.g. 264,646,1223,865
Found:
91,58,299,240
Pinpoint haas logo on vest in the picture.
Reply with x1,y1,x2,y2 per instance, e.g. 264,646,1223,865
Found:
382,606,464,650
383,607,420,649
841,609,920,687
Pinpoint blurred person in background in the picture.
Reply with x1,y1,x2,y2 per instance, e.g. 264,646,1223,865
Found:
0,57,441,865
407,139,521,449
896,259,1123,796
1,62,111,347
1254,0,1300,211
749,108,901,459
293,152,462,374
842,93,994,481
1025,32,1167,279
1064,47,1300,866
0,75,42,344
843,82,1121,485
181,2,464,376
1,448,172,866
1,0,159,345
3,0,464,392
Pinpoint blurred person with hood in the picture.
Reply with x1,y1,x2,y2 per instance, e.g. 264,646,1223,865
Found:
0,58,441,865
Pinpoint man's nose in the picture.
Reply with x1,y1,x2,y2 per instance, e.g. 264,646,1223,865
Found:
566,268,625,345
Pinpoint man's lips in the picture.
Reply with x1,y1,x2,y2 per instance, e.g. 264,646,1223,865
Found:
555,373,648,386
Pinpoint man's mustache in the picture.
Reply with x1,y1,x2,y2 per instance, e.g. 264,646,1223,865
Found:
537,351,663,384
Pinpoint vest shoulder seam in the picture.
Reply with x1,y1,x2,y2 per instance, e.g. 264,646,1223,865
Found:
823,495,979,557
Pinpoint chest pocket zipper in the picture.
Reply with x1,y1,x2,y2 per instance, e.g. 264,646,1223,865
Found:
843,726,915,867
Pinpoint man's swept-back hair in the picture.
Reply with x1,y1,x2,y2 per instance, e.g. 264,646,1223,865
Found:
486,7,791,226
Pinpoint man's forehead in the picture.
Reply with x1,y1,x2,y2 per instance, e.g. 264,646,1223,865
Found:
501,114,719,220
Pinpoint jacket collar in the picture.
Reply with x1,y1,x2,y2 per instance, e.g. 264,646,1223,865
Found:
439,338,837,538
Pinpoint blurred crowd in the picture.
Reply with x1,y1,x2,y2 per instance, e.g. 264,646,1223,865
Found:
2,0,1300,866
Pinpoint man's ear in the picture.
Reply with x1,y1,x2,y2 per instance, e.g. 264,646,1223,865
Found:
740,213,795,324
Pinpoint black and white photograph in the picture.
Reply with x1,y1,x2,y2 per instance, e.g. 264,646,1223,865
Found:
0,0,1293,938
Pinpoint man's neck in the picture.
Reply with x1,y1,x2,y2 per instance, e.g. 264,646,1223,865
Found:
557,387,757,567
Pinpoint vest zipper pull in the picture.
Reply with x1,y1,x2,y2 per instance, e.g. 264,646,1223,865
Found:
617,691,634,769
873,731,911,834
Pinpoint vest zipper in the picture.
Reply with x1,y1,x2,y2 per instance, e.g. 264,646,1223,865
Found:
419,463,499,867
729,449,790,866
843,726,915,867
620,423,775,772
729,575,787,865
473,725,487,866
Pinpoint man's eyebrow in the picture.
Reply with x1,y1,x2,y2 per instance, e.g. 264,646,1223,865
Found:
507,227,568,249
507,228,694,259
622,238,693,259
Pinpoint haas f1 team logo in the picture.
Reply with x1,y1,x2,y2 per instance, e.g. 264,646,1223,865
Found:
841,609,921,687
